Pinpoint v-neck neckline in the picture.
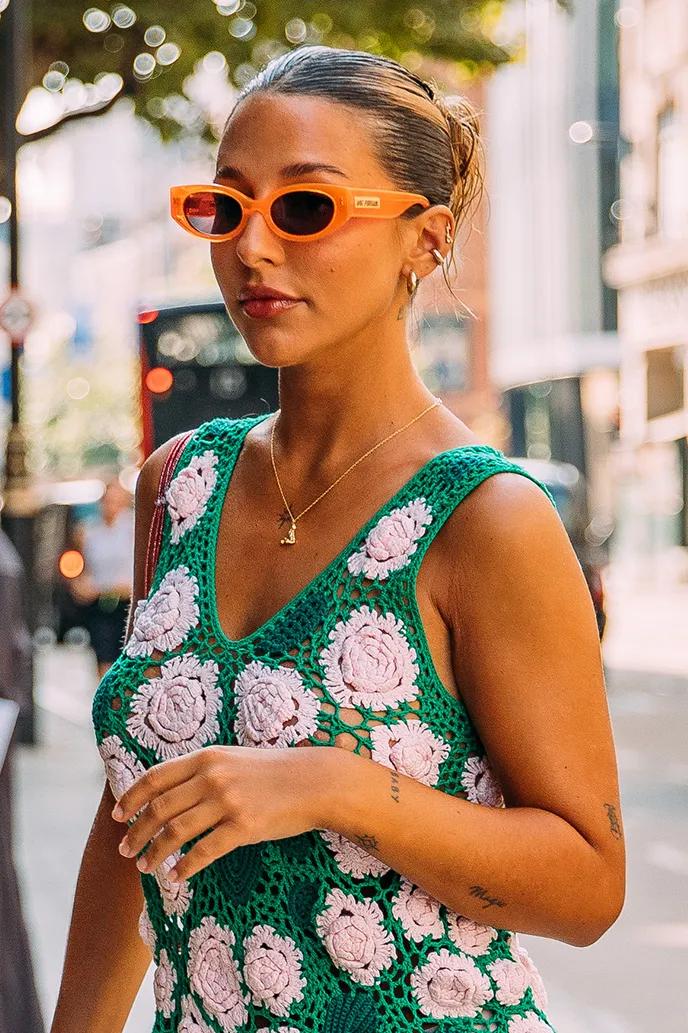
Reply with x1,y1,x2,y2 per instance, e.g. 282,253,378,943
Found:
206,412,497,649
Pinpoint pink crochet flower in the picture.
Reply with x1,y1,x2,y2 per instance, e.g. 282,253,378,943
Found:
391,877,444,942
127,654,221,760
242,923,306,1017
315,888,396,986
319,829,390,878
234,660,319,748
187,916,249,1032
166,450,219,544
179,994,215,1033
487,957,530,1006
347,498,433,580
138,901,156,952
508,1013,554,1033
410,948,493,1019
125,566,199,658
153,948,177,1018
512,940,549,1010
370,719,449,786
97,734,145,801
461,755,505,808
445,914,497,956
319,605,419,709
154,850,193,917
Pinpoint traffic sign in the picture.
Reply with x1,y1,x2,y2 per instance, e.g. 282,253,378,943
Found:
0,290,34,342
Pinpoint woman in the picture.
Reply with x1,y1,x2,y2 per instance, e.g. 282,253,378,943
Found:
71,477,134,679
51,46,625,1033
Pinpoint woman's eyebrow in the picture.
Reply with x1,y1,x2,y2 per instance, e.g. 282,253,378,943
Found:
214,161,349,180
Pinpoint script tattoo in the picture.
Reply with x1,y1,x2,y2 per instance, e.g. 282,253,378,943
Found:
354,833,379,851
604,803,622,839
469,884,507,910
390,770,401,803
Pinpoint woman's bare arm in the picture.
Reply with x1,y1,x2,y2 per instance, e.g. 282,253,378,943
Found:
319,472,626,947
49,434,188,1033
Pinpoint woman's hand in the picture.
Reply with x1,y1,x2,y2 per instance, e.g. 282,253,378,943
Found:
111,744,337,882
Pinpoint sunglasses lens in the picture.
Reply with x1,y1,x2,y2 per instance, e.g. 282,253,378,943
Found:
183,191,242,237
271,190,335,236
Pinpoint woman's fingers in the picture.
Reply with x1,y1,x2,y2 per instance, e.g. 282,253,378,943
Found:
119,777,207,859
166,823,240,882
133,800,223,873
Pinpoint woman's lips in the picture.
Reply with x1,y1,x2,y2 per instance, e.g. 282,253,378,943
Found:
239,297,303,318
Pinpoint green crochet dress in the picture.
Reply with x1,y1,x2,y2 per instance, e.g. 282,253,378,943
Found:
92,413,560,1033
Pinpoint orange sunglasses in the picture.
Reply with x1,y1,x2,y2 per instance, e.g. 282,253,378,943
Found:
169,182,431,242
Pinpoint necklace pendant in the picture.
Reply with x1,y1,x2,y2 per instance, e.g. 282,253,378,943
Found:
280,521,297,545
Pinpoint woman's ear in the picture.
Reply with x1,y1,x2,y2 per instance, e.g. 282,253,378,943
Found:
402,205,454,280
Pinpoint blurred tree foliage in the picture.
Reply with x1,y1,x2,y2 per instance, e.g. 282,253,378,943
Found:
31,0,517,141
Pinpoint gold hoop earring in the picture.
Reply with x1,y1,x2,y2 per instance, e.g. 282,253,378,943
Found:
445,224,452,244
407,270,419,296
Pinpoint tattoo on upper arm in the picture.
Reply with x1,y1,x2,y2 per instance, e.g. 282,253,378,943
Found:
604,803,622,839
390,771,401,803
469,884,507,910
354,832,379,852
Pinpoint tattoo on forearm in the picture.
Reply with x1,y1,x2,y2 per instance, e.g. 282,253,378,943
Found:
604,803,622,839
469,884,507,910
354,832,379,852
390,770,401,803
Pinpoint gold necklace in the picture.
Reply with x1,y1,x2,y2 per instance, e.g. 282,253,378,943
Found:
270,397,443,545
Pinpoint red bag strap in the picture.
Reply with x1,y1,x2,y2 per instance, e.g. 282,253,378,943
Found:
143,430,195,597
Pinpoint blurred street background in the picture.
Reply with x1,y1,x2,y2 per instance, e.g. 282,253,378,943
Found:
0,0,686,1031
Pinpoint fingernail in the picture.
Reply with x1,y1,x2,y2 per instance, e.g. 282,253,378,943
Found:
119,840,132,857
112,804,124,820
137,857,149,872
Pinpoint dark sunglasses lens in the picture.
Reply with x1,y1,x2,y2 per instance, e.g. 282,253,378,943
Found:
183,191,242,236
271,191,335,236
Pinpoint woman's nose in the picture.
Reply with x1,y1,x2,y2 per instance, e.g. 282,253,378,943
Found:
234,209,283,265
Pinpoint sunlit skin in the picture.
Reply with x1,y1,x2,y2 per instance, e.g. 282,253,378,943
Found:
112,92,625,947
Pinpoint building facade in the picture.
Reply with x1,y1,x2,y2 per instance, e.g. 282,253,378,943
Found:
603,0,688,575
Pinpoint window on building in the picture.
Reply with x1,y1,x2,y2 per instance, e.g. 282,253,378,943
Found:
656,104,688,239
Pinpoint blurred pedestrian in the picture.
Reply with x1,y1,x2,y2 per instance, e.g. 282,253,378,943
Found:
70,477,134,679
0,527,45,1033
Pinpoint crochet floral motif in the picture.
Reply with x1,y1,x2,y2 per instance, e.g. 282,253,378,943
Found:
315,888,396,985
461,754,505,808
138,901,156,952
234,660,319,748
242,923,307,1017
154,850,193,916
370,718,449,786
179,994,215,1033
347,497,433,580
187,916,249,1032
392,877,444,942
97,734,145,801
487,957,530,1006
166,450,218,544
319,829,390,878
319,605,419,709
512,940,549,1010
445,914,498,956
508,1013,554,1033
126,654,221,760
153,948,177,1018
125,566,199,658
410,948,493,1019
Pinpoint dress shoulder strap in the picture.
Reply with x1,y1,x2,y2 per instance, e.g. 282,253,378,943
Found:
400,444,558,574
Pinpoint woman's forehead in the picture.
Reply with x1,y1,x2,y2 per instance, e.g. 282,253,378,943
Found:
218,93,384,185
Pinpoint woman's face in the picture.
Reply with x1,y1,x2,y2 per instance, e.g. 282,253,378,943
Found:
210,92,418,368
